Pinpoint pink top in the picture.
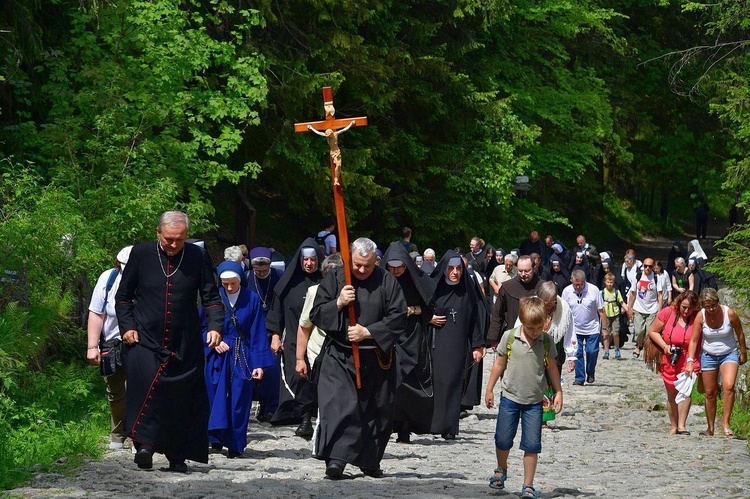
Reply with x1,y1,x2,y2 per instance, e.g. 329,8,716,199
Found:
657,306,700,385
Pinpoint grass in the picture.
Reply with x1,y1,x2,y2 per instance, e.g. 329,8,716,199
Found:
0,362,109,490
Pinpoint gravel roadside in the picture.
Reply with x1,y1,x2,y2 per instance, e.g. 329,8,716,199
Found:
10,341,750,498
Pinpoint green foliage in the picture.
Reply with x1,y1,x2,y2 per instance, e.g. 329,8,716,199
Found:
0,362,108,490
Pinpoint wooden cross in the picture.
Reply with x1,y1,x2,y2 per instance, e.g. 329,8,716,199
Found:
294,87,368,389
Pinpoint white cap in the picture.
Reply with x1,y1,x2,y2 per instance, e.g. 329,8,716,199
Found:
117,246,133,267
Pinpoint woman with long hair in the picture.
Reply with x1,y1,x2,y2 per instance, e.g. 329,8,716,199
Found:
647,290,700,435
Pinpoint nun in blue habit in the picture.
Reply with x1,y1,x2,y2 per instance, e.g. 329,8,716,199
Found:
202,260,275,457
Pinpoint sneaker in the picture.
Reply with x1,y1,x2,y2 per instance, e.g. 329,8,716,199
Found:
614,348,621,360
107,441,124,450
587,376,595,384
573,381,584,386
602,351,610,360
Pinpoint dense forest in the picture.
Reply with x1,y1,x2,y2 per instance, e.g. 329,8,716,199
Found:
1,0,749,487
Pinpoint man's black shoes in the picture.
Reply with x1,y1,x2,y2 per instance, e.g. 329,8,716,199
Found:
295,416,314,438
167,460,188,473
134,448,153,469
325,461,345,479
361,467,384,478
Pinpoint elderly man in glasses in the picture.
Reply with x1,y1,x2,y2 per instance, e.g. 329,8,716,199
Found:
627,257,664,359
562,270,606,386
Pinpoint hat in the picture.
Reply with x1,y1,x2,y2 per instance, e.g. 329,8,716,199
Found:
217,260,244,284
117,246,133,267
249,246,272,265
551,243,563,253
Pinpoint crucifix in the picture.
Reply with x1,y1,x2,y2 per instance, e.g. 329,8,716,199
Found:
449,309,458,323
294,87,368,389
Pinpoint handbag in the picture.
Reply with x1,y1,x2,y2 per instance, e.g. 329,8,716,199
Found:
99,338,122,377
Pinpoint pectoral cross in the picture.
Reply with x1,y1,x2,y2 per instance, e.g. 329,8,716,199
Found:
294,87,368,389
449,308,458,323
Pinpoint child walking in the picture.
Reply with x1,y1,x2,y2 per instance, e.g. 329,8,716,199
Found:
601,272,627,359
485,296,563,498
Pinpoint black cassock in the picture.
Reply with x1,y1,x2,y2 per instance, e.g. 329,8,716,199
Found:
266,238,323,424
380,241,435,433
115,241,223,463
380,241,436,434
428,250,485,436
461,268,490,410
310,266,407,469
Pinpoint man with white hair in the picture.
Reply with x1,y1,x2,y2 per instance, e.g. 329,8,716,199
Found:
422,248,436,273
116,211,223,472
310,237,407,479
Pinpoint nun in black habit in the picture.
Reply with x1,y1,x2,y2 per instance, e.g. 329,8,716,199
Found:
427,250,485,439
549,255,571,295
380,242,436,443
266,238,323,435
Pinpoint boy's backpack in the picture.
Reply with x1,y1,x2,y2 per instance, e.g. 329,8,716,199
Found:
506,327,551,368
314,232,331,253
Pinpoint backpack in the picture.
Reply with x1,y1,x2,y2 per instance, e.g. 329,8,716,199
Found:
315,232,331,253
634,268,657,286
100,268,120,314
506,327,551,368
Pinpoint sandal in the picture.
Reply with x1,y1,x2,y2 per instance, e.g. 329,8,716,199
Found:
488,468,507,490
699,430,713,437
521,484,538,498
632,348,641,359
723,427,734,437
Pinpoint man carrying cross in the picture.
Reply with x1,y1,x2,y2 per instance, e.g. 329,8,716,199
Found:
310,237,407,478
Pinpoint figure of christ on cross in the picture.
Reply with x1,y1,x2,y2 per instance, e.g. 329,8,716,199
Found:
294,87,368,388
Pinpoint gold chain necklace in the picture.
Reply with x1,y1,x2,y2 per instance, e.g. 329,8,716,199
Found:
157,241,185,278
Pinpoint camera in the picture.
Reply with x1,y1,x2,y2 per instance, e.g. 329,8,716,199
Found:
669,346,682,365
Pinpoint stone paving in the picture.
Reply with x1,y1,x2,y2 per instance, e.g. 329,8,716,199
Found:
10,341,750,498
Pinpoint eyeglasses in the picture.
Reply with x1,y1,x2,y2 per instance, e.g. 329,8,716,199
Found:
643,265,653,269
705,303,719,311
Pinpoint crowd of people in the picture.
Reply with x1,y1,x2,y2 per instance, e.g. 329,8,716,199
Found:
84,215,746,498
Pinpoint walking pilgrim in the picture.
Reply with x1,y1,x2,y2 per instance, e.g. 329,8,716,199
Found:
266,239,324,436
427,250,485,440
310,237,407,478
115,211,223,472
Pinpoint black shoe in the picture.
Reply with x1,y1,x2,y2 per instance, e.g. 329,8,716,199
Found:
587,376,595,384
256,413,273,424
361,467,384,478
396,430,410,444
227,450,242,459
325,461,345,479
134,448,153,470
295,417,314,438
167,460,187,473
441,433,455,440
459,410,469,419
210,443,223,451
573,381,584,386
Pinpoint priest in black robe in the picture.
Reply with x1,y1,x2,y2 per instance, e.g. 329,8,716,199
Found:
310,238,407,478
115,211,224,472
488,255,542,347
266,238,323,436
427,250,485,439
380,241,436,443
